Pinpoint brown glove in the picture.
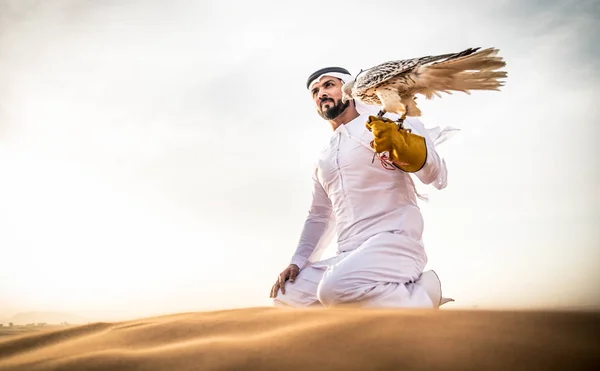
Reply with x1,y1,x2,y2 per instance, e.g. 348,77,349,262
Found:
366,115,427,173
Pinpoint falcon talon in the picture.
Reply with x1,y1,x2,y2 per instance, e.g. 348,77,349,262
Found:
396,122,411,133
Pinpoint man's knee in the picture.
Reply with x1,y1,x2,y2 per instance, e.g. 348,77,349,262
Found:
272,297,296,308
272,285,306,308
273,275,321,308
317,270,369,306
316,276,341,306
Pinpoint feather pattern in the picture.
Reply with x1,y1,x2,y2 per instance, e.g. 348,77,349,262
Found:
343,47,507,118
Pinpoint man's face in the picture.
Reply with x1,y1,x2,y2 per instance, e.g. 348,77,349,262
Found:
310,76,350,120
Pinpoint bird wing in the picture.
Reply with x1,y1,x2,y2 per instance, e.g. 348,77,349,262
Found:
353,47,482,92
408,47,507,99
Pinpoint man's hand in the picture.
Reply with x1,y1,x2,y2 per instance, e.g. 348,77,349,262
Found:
365,116,399,158
366,115,427,173
269,264,300,298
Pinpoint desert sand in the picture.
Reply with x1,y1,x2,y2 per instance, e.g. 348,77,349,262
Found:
0,307,598,371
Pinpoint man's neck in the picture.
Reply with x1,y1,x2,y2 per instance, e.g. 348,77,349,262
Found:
329,105,360,131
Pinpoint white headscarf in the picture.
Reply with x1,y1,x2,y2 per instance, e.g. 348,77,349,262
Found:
308,72,384,117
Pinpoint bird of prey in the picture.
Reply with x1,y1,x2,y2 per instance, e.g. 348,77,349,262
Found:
341,47,507,123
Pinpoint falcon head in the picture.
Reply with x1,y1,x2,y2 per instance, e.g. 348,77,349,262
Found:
341,79,355,103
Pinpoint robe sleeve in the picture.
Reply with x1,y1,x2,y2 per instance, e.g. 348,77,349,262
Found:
290,166,334,270
404,116,449,190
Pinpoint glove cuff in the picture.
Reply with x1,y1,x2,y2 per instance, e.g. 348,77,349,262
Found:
393,130,427,173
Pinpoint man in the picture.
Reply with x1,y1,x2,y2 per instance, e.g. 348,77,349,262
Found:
269,67,453,308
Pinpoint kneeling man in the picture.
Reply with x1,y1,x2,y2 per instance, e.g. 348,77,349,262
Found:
270,67,453,309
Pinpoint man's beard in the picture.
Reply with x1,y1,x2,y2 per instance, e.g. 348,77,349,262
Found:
318,98,350,120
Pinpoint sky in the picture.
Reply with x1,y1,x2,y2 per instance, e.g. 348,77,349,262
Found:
0,0,599,321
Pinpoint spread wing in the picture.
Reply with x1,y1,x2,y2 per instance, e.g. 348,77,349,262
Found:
409,47,507,99
353,47,482,92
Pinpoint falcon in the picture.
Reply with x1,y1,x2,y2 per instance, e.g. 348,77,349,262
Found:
341,47,507,122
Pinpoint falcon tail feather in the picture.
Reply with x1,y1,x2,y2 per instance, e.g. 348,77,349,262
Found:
415,47,507,99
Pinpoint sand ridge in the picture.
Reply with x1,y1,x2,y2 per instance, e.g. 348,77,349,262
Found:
0,307,598,371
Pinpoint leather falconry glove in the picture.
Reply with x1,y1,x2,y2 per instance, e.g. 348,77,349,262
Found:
365,115,427,173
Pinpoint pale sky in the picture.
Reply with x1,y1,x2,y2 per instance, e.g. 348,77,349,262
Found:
0,0,598,321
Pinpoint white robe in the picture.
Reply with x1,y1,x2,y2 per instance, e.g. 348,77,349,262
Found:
274,112,449,308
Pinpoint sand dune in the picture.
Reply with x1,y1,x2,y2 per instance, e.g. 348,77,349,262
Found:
0,307,598,371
